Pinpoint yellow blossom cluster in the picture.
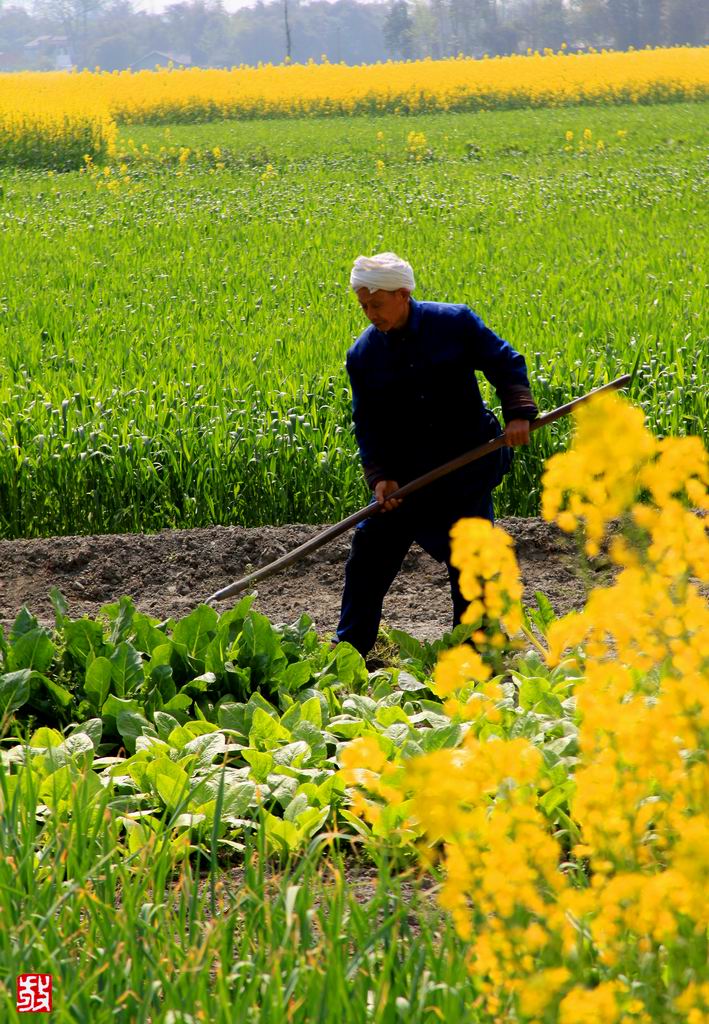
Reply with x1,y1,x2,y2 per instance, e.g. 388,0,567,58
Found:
78,132,234,191
1,46,707,167
541,390,657,554
451,516,524,634
342,391,709,1022
406,129,431,161
0,90,115,170
428,516,524,720
563,125,619,154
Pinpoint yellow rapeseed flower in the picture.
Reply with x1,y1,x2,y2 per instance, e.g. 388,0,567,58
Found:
2,48,707,168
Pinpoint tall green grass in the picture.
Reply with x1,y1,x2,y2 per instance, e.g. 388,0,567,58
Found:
0,102,706,538
0,753,476,1022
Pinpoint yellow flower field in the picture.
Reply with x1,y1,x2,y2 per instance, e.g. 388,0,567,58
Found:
343,392,709,1022
1,46,707,167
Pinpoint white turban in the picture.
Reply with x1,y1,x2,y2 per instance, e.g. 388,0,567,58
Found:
350,252,415,294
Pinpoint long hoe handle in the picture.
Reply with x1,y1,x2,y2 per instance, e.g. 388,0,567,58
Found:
204,374,631,606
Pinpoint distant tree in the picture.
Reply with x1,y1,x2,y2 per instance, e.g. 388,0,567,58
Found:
289,0,389,64
159,0,214,64
34,0,108,66
663,0,707,44
639,0,662,44
409,0,438,56
429,0,449,55
383,0,414,57
604,0,641,48
3,0,707,73
566,0,613,46
0,5,39,49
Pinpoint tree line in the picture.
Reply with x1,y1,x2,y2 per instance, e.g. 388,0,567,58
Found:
0,0,705,73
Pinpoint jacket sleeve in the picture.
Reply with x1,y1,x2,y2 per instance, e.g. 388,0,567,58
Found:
347,355,389,490
465,308,538,422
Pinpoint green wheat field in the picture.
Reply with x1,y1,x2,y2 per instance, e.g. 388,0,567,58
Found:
0,101,706,539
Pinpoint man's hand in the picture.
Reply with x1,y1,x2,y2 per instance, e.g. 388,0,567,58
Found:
375,479,402,512
505,418,531,446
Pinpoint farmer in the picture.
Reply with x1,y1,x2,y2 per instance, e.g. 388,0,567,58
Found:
333,251,538,658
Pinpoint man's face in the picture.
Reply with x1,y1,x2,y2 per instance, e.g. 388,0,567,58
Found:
356,287,410,333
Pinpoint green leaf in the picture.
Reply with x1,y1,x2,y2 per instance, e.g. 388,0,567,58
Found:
9,628,54,673
328,716,366,740
237,611,283,684
552,807,582,844
518,676,548,709
179,672,216,699
284,792,309,822
217,701,247,735
396,671,428,692
249,706,291,751
145,757,190,812
332,643,368,689
150,664,175,702
168,720,219,748
242,749,274,783
342,694,377,722
389,628,425,662
263,812,301,853
65,619,109,667
375,705,410,727
43,732,95,774
162,694,192,714
420,723,463,753
40,763,101,811
171,812,206,831
173,605,219,670
110,642,144,697
294,806,329,838
49,587,69,628
150,643,176,669
267,774,298,807
297,774,344,808
132,612,169,655
338,808,371,838
36,674,73,709
280,702,303,731
291,720,327,761
184,732,226,770
117,711,157,754
298,696,322,729
85,657,112,709
102,694,143,723
154,711,180,742
100,595,136,646
243,692,279,730
0,669,31,715
29,727,64,748
526,592,557,637
545,734,579,759
272,741,310,769
217,595,256,634
71,718,102,749
222,779,255,818
279,660,312,692
10,607,38,643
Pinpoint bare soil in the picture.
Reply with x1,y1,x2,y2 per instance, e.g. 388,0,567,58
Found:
0,518,608,637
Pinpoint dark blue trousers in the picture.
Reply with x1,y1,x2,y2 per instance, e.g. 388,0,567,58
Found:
335,489,494,657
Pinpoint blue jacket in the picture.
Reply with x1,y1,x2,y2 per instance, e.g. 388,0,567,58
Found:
346,298,537,495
